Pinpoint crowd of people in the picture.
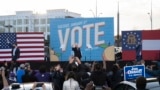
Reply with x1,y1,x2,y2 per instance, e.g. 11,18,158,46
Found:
1,57,159,90
0,55,122,90
0,43,160,90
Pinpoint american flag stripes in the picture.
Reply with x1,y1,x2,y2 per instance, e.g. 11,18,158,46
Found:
0,32,45,61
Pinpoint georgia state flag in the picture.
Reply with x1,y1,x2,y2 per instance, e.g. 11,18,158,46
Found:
122,31,142,60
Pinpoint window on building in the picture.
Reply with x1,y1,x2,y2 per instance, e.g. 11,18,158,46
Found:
47,26,50,32
17,27,22,32
40,19,46,24
47,18,50,24
0,21,5,26
34,27,39,32
17,19,22,25
13,20,16,25
34,19,39,25
23,27,28,32
0,27,5,33
24,19,29,24
40,27,46,32
13,27,16,32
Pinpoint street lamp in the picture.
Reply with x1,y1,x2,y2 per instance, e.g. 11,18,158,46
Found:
4,25,13,32
4,19,13,32
98,13,103,17
25,16,29,32
89,9,102,18
148,13,152,30
89,9,96,17
89,0,102,18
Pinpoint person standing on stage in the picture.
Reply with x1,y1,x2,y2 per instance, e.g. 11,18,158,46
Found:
11,43,20,62
72,43,82,60
136,41,142,62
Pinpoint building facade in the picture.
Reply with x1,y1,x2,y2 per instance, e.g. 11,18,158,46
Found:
0,9,81,40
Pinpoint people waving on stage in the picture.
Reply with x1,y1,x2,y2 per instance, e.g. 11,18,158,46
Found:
72,43,82,60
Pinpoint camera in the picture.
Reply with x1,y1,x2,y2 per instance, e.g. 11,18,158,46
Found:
36,83,44,87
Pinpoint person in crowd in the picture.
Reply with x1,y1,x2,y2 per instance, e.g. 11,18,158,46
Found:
22,63,37,82
145,61,160,77
16,64,25,83
3,61,9,78
72,43,82,60
90,62,111,89
136,76,147,90
0,67,4,90
22,70,31,83
35,65,51,82
63,71,80,90
0,68,9,90
108,63,122,89
51,64,64,90
8,71,17,84
66,56,81,72
77,63,91,89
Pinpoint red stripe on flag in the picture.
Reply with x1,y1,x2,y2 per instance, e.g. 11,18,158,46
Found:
19,51,44,53
122,50,136,61
0,52,11,54
142,50,160,60
17,42,44,44
0,55,45,58
18,46,44,48
20,55,45,58
17,32,44,34
17,37,44,39
142,30,160,40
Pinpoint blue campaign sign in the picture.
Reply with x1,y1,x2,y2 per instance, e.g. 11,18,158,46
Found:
50,18,114,61
124,65,145,81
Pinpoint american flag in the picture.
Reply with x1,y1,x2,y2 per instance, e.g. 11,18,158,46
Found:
0,32,45,61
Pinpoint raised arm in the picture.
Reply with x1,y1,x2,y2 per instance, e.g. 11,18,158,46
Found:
69,56,75,64
75,57,81,64
102,55,107,70
2,69,9,88
91,61,96,72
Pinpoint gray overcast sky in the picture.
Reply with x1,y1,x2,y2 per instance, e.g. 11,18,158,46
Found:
0,0,160,35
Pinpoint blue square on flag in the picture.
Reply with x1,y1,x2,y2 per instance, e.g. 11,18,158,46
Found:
122,31,142,50
0,33,16,49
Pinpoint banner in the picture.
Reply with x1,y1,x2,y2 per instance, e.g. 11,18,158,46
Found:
50,18,114,61
124,65,145,81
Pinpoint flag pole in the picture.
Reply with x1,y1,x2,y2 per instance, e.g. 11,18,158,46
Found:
151,0,152,30
117,0,120,47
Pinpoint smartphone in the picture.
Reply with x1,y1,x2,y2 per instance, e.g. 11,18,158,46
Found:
36,83,44,87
